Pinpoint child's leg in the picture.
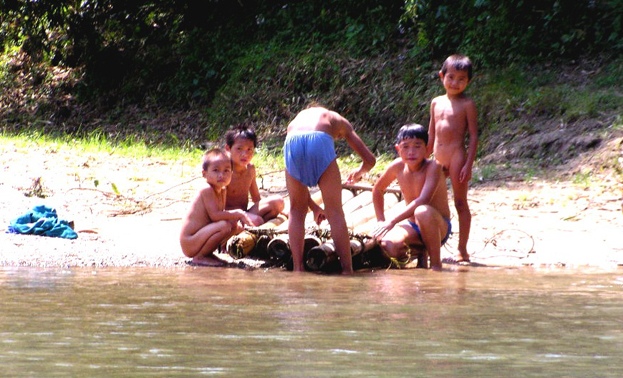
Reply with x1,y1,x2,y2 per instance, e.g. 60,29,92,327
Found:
252,195,286,222
286,171,310,272
317,161,353,275
413,205,449,271
449,160,471,262
378,223,418,261
180,220,232,261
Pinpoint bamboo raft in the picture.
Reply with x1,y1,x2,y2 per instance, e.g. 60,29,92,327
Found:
224,184,421,272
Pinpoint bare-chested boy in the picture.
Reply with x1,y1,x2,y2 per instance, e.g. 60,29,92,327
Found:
373,124,451,271
285,105,376,274
224,124,284,226
180,148,253,266
427,54,478,263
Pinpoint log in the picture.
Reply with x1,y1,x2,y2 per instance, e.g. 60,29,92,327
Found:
274,190,325,233
305,199,409,271
341,190,373,215
225,213,288,259
305,238,373,271
266,233,323,268
342,183,402,199
346,193,400,232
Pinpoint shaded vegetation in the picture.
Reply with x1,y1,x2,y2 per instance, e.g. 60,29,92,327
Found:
0,0,622,183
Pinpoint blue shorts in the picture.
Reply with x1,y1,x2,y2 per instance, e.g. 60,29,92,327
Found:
284,131,336,187
408,217,452,246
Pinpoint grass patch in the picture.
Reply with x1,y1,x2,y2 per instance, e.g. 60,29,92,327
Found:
0,129,198,165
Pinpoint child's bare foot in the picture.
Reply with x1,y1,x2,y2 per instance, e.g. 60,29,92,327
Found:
190,255,226,267
457,248,471,263
441,255,471,265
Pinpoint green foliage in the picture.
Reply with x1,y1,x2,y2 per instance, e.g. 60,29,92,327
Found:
403,0,623,65
1,0,622,160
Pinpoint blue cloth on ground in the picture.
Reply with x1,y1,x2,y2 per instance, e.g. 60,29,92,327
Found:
8,205,78,239
284,131,336,187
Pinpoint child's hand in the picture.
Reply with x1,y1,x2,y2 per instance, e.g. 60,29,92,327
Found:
459,165,472,183
345,169,364,184
312,206,326,225
234,210,254,227
372,220,394,239
233,220,245,234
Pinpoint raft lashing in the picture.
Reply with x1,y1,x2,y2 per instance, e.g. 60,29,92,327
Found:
224,184,428,272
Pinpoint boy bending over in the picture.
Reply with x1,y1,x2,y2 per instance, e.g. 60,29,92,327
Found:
180,148,253,266
225,124,285,226
284,105,376,274
373,124,451,271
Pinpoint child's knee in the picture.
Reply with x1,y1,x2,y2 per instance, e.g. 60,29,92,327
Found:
273,197,285,211
414,205,434,223
454,198,469,211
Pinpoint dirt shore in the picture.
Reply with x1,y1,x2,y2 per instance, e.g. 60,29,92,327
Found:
1,140,622,270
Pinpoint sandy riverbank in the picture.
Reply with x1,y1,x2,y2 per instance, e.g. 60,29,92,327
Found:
1,141,622,270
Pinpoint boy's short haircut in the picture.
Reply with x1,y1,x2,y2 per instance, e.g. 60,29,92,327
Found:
396,123,428,145
441,54,473,80
202,147,231,171
225,123,257,148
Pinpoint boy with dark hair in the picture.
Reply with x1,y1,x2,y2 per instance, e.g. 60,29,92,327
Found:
373,124,451,271
224,123,285,226
180,148,253,266
428,54,478,263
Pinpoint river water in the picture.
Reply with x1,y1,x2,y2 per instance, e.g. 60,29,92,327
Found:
1,266,622,377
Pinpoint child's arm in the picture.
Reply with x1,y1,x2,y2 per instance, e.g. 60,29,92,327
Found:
371,160,400,239
308,194,326,225
202,188,253,225
394,161,443,222
343,129,376,183
460,99,479,183
427,99,437,157
374,161,442,238
372,160,399,221
248,164,262,204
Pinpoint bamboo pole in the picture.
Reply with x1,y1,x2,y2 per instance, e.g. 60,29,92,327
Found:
346,192,400,232
305,198,408,272
225,213,289,259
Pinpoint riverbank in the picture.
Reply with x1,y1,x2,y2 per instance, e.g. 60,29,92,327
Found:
1,139,622,270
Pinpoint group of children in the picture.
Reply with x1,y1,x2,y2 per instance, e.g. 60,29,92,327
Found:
180,54,478,273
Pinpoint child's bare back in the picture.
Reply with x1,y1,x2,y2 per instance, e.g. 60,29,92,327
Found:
287,107,348,138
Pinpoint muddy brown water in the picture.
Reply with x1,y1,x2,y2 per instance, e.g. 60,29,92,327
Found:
1,266,622,377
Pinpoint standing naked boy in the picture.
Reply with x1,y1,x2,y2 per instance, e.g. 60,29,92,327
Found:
427,54,478,263
284,105,376,274
373,124,451,271
224,124,285,226
180,148,253,266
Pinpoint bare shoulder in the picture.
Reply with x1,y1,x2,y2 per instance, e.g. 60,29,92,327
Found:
387,157,405,171
381,158,405,181
198,185,216,200
241,163,257,178
461,95,476,106
425,158,444,175
431,94,446,105
327,110,354,137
